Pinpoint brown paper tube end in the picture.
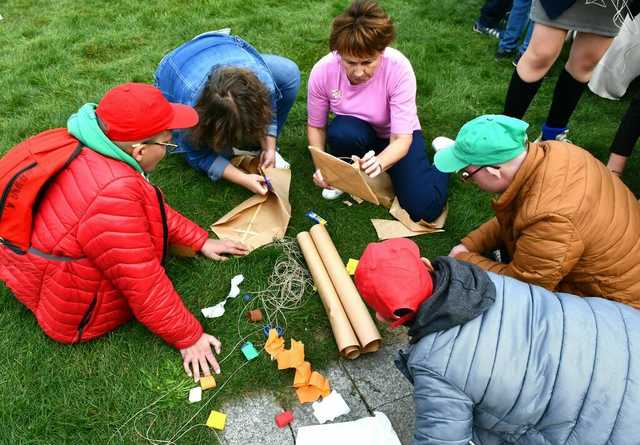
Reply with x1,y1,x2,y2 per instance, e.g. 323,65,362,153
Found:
342,346,361,360
362,339,382,353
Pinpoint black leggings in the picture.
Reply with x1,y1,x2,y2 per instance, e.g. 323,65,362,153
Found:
610,93,640,158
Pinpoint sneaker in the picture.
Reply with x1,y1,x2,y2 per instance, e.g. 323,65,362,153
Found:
496,48,515,61
473,21,502,39
274,151,290,169
321,188,344,200
432,136,455,152
535,127,572,144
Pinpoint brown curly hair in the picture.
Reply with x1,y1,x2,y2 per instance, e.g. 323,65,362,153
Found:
329,0,395,58
190,67,272,152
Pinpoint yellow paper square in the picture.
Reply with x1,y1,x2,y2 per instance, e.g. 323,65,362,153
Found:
345,259,359,275
206,410,226,430
199,375,216,390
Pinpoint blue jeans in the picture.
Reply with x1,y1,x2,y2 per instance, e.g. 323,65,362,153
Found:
326,116,449,223
498,0,533,54
478,0,513,29
261,54,300,138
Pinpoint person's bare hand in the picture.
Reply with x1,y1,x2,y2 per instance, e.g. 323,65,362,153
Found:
359,150,382,178
313,168,331,189
200,239,249,261
180,333,222,381
448,243,470,258
259,148,276,169
242,173,268,195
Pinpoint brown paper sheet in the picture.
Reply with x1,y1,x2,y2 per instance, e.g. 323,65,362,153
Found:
210,158,291,251
309,224,381,353
297,232,361,359
371,197,448,240
309,146,380,205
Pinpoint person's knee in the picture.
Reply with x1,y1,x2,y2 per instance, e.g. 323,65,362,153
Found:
523,45,557,72
398,194,445,223
327,117,360,148
566,52,603,79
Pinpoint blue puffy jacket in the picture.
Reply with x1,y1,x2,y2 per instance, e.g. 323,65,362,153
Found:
396,271,640,445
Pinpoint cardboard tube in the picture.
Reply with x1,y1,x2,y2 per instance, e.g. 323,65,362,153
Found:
297,232,361,359
309,224,382,353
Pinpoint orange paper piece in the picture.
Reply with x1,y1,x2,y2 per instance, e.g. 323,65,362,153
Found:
295,371,331,403
293,361,312,388
265,329,285,359
277,339,305,370
296,385,324,404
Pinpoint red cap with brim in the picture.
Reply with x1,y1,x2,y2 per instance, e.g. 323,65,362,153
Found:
96,83,199,141
355,238,433,329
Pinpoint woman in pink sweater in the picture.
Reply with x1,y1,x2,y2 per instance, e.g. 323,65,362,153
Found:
307,0,449,222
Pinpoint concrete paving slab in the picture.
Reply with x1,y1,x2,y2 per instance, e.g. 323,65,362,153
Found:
219,391,293,444
340,342,413,408
291,362,370,439
375,394,416,445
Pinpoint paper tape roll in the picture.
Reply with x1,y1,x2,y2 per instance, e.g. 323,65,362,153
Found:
297,232,361,359
309,224,381,353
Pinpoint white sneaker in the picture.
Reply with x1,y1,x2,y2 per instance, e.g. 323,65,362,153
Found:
432,136,455,152
274,151,290,169
322,188,344,200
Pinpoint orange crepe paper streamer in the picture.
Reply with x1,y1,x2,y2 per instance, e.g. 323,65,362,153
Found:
277,339,305,370
266,333,331,404
293,362,312,388
265,329,285,359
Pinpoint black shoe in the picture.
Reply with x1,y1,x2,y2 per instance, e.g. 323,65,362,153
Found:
496,48,515,61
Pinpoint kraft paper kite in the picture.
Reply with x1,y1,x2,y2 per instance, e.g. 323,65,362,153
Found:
264,330,331,404
309,146,380,205
210,156,291,251
308,147,448,238
297,224,382,359
371,197,448,240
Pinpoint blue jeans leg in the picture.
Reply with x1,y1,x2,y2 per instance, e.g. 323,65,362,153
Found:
499,0,532,51
327,116,449,223
261,54,301,138
478,0,513,28
518,20,533,54
326,115,387,158
388,131,449,222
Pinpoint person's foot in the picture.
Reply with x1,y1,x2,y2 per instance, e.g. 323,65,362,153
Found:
473,21,502,39
432,136,455,152
496,48,515,61
321,188,344,200
535,125,572,144
274,151,290,169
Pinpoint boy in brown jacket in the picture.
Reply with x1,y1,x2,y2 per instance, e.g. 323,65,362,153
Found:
434,114,640,308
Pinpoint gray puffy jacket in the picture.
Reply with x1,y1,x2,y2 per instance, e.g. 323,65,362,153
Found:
396,271,640,444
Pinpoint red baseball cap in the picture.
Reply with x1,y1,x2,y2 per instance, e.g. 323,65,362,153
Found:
96,83,199,141
355,238,433,328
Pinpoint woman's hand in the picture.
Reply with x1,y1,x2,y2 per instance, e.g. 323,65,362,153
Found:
359,150,382,178
200,239,249,261
448,244,469,258
180,333,222,381
242,173,269,195
259,148,276,169
313,168,331,189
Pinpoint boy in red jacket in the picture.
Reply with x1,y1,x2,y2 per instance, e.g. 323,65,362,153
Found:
0,83,248,380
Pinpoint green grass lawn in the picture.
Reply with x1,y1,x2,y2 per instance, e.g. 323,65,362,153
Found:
0,0,637,443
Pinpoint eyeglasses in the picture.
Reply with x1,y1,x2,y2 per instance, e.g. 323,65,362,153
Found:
142,140,179,154
459,165,499,182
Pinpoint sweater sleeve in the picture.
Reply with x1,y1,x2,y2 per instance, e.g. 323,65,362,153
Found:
77,177,203,349
460,214,584,291
411,369,474,445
